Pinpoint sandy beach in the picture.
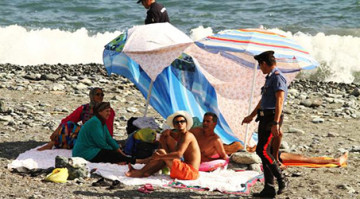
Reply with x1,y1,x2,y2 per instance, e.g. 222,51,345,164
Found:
0,63,359,199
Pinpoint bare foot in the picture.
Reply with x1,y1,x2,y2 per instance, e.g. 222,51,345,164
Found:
37,142,54,151
125,163,143,177
125,164,134,177
338,151,349,166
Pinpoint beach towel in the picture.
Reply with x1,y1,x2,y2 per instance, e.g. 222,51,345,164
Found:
167,169,263,194
8,145,263,194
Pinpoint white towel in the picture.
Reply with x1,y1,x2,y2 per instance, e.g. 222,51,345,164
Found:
8,145,261,192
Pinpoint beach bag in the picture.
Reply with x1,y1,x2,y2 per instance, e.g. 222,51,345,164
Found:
54,121,81,149
135,142,159,159
44,168,69,183
124,128,159,159
126,117,139,135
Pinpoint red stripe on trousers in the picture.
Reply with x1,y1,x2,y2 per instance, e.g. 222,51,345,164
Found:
263,134,274,164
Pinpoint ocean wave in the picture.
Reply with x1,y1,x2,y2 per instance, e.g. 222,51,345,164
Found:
0,25,359,83
0,25,121,66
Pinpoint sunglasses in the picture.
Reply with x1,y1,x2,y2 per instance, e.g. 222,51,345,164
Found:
95,93,104,97
173,120,186,125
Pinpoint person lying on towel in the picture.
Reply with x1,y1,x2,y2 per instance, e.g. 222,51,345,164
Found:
126,111,201,180
224,142,348,168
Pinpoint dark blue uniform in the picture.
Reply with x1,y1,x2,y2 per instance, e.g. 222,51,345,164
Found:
261,68,287,110
145,2,170,24
256,67,287,195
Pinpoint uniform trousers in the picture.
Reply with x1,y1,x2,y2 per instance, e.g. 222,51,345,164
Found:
256,110,284,192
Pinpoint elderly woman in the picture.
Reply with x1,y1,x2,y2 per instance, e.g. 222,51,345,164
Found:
72,102,135,164
38,87,115,151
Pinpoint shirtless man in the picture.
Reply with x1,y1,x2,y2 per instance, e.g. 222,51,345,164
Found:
126,111,201,180
190,112,228,162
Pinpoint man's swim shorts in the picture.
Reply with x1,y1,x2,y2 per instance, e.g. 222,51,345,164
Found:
170,159,199,180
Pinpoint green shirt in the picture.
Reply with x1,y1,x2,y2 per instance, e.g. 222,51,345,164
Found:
72,116,119,160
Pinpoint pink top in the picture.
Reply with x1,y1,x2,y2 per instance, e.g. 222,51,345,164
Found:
60,105,115,136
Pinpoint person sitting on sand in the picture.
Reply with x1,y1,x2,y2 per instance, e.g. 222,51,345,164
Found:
72,102,140,164
126,111,201,180
161,112,227,163
189,112,228,162
38,87,115,151
223,142,348,168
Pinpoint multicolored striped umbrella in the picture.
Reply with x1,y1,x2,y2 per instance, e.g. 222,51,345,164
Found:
103,28,319,145
185,28,319,146
195,28,318,69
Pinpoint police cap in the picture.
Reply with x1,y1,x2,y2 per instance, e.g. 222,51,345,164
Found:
254,50,275,62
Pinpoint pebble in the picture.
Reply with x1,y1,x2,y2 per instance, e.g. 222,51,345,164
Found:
231,152,261,164
126,107,138,113
79,78,92,85
312,117,324,123
336,184,356,193
0,115,14,122
300,100,312,107
73,83,88,90
287,127,305,134
350,88,360,97
327,132,339,137
51,84,65,91
350,146,360,152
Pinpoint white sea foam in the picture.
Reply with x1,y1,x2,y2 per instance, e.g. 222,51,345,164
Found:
268,28,360,83
0,25,359,83
0,25,121,66
189,26,214,41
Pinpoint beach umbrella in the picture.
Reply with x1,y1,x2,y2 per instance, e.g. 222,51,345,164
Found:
108,22,193,116
184,28,319,148
103,28,318,146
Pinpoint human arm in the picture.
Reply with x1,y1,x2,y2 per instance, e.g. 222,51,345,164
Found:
60,106,83,125
145,8,160,24
201,138,228,161
160,129,171,138
214,138,228,160
242,100,261,125
153,133,193,160
271,90,284,137
116,147,128,157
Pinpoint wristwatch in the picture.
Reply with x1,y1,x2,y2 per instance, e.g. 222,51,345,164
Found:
271,121,279,125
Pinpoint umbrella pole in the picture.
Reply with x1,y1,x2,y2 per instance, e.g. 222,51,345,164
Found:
143,80,154,117
244,62,258,151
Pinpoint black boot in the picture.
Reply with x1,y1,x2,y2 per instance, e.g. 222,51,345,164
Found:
268,162,287,195
252,188,276,198
277,177,288,195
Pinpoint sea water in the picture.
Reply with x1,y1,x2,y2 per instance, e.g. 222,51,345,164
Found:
0,0,359,83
